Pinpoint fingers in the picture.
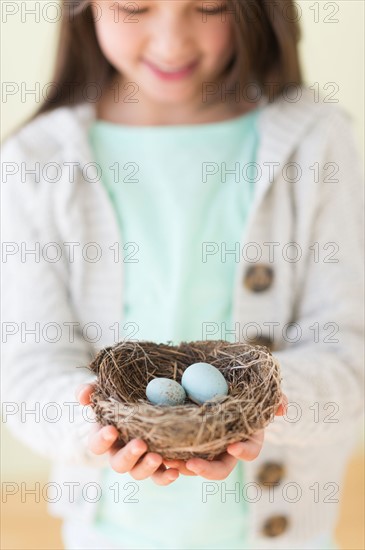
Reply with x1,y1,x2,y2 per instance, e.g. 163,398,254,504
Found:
163,459,198,476
151,465,180,486
79,383,120,456
275,392,288,416
226,429,265,461
89,431,178,483
127,452,164,480
109,438,158,477
75,383,95,405
107,437,179,483
185,452,238,480
88,423,119,455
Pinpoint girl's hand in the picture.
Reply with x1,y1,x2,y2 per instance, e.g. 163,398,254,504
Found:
164,392,289,480
75,383,180,486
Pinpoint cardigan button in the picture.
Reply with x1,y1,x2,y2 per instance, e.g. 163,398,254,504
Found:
244,264,274,292
247,335,274,351
261,515,289,537
256,462,286,487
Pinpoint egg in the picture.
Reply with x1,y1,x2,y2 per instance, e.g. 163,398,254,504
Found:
181,362,229,405
146,378,186,406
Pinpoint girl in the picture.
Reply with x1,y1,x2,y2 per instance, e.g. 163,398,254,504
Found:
2,1,363,549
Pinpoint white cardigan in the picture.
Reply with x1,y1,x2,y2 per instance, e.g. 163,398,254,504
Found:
1,88,364,549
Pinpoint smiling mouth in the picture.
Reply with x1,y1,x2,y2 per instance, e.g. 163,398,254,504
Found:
143,59,199,79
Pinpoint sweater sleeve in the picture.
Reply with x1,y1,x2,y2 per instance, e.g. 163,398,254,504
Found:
1,136,109,468
266,109,364,447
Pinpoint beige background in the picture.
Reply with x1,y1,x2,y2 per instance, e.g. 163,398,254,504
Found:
1,2,364,548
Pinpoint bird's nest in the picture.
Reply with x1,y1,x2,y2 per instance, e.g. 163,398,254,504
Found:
87,339,282,460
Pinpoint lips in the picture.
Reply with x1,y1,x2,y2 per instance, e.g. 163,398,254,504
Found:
143,58,199,80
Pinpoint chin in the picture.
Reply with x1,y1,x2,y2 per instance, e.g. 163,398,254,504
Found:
144,83,200,105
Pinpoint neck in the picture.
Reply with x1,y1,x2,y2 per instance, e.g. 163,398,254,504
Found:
96,76,259,127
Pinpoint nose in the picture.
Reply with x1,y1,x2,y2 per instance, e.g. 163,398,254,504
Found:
148,12,195,64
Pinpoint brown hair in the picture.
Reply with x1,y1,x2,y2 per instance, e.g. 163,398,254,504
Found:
27,0,303,123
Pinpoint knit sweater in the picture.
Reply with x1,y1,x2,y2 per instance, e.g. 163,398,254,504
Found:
1,87,364,549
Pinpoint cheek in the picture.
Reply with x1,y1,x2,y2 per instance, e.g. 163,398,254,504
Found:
93,18,142,67
198,21,234,62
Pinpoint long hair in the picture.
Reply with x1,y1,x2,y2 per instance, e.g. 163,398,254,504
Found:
26,0,303,123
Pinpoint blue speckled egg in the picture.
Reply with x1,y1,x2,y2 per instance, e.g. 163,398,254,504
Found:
181,362,229,405
146,378,186,406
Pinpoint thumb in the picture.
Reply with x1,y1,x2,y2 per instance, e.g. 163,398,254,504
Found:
75,382,95,404
275,393,288,416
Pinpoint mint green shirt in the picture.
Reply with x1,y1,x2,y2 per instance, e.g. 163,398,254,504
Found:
88,108,261,550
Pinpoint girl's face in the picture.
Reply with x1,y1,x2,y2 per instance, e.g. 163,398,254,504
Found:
92,0,234,108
